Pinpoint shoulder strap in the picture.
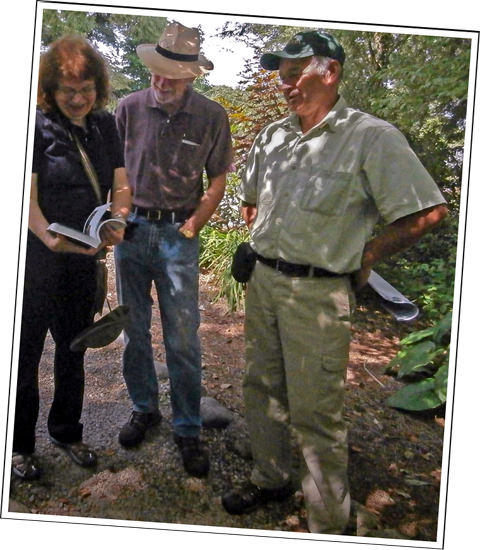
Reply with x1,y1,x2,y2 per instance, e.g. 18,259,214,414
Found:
69,129,102,205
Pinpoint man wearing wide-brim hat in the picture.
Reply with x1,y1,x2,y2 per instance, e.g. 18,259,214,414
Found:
114,21,234,478
221,29,447,533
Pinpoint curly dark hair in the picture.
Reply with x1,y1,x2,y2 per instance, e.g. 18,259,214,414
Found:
37,35,110,112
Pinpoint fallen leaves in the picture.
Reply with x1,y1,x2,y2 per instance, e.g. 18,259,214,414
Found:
365,489,395,512
184,478,206,492
77,467,147,502
282,514,309,532
404,478,431,487
429,469,442,485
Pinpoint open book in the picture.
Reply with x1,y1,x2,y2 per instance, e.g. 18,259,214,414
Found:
47,203,126,249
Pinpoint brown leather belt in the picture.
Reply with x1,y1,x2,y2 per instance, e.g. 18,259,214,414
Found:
257,254,345,278
133,205,193,224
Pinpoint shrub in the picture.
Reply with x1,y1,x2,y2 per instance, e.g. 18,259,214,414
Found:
375,216,458,324
199,226,250,312
384,312,452,411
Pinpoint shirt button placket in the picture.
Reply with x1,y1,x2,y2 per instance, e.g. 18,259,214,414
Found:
271,154,297,253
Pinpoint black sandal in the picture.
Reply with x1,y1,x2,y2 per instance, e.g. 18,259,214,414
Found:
50,438,97,468
12,452,41,480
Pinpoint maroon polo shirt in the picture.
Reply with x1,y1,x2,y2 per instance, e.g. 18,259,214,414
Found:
116,85,233,211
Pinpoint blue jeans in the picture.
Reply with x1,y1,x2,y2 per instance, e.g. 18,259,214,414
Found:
115,214,202,437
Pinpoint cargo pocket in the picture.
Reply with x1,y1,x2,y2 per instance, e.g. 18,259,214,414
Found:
319,355,349,405
308,354,349,416
321,354,349,375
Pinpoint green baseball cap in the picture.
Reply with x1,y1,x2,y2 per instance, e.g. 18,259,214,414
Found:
260,30,345,70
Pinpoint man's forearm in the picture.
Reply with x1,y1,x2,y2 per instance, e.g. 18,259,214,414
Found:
354,203,448,290
241,202,257,229
181,174,227,236
361,204,449,269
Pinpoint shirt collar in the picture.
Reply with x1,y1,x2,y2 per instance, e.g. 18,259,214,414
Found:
284,95,348,134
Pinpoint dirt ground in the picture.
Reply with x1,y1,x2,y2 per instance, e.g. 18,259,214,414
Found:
8,252,445,541
197,273,445,540
197,266,446,541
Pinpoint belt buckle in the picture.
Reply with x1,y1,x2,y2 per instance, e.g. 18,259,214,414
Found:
146,209,162,221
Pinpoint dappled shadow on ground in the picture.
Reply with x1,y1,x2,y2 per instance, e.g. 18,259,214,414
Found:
346,292,444,541
8,256,445,542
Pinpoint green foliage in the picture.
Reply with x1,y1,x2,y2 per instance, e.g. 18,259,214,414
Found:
218,22,304,53
380,256,454,323
199,226,250,312
40,12,465,324
41,9,168,101
386,376,446,411
212,172,245,230
232,63,289,172
385,312,452,411
375,215,457,324
221,25,470,221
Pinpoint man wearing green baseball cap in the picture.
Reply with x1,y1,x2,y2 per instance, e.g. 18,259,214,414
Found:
221,29,448,534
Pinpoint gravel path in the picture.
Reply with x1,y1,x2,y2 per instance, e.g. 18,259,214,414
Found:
8,271,308,533
7,264,444,542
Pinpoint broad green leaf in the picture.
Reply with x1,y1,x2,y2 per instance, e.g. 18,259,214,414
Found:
387,378,445,411
399,327,436,346
432,312,453,345
434,361,449,402
387,340,438,378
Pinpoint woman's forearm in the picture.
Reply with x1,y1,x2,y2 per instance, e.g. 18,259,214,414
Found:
110,167,132,220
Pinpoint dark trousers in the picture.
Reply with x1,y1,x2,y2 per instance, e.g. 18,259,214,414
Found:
13,235,97,454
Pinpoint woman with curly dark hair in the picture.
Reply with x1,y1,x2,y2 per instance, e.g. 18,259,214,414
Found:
11,35,131,480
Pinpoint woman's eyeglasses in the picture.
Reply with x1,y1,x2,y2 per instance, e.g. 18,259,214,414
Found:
56,85,96,100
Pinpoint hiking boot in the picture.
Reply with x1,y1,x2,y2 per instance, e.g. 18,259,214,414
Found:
173,434,210,478
222,480,294,515
119,410,162,448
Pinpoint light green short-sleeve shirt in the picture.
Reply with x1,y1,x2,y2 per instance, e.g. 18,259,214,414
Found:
239,97,445,274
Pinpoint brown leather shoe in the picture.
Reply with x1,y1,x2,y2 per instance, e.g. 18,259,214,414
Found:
222,480,294,515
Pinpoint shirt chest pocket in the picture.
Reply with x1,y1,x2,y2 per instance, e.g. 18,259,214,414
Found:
172,139,205,178
300,169,353,216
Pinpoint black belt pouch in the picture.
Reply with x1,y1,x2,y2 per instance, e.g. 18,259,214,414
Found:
231,242,258,283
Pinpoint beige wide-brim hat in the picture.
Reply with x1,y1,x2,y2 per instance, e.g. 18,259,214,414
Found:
137,21,214,79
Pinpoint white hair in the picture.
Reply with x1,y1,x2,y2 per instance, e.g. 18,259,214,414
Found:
307,55,343,80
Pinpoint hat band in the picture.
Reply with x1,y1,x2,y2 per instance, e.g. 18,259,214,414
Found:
155,44,199,62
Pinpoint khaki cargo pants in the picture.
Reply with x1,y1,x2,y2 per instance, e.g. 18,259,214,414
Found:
243,261,356,534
